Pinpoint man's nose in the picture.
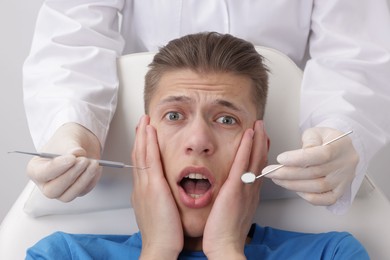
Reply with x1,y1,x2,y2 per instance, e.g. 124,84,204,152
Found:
184,119,215,156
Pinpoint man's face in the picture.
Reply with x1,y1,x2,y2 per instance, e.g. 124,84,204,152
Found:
148,69,258,240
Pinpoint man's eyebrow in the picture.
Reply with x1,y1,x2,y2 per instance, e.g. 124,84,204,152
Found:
157,95,192,106
157,96,242,112
213,99,241,112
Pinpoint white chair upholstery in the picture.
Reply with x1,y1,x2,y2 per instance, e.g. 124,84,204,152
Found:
1,47,390,259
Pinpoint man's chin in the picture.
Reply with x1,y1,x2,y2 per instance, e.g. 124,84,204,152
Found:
179,203,210,233
181,217,206,250
177,196,213,249
183,226,204,238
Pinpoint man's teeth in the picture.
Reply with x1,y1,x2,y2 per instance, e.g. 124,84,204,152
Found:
190,194,203,199
182,173,210,199
184,173,208,180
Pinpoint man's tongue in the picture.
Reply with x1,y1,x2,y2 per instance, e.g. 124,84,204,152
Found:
181,179,211,195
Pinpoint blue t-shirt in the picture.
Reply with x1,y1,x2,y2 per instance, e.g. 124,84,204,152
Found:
26,224,369,259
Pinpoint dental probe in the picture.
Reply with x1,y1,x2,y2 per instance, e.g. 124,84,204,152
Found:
8,151,148,170
241,130,353,184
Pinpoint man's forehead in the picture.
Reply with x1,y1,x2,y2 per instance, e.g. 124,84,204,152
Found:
156,70,250,94
158,69,251,88
148,69,256,114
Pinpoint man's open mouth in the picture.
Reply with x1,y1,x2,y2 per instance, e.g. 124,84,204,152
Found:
179,173,212,199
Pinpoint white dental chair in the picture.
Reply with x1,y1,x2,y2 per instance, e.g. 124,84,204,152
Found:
1,47,390,259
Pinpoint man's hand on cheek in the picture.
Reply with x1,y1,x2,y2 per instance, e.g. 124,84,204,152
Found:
203,120,268,260
131,115,183,259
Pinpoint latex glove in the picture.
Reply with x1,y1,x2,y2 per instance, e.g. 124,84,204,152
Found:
263,127,358,206
203,120,268,260
27,123,102,202
131,115,183,259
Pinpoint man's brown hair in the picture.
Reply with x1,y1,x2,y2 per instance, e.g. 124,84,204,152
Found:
144,32,268,118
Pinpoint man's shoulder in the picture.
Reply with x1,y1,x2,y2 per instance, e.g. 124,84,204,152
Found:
26,231,142,259
247,224,369,259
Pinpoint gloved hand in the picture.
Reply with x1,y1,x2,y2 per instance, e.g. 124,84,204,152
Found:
27,123,102,202
262,127,359,206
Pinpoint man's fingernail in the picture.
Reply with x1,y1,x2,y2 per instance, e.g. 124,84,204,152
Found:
259,120,265,129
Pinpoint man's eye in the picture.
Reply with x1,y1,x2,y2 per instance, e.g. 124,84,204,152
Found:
216,116,237,125
165,112,183,121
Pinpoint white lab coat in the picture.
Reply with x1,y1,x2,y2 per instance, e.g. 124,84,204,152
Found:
23,0,390,213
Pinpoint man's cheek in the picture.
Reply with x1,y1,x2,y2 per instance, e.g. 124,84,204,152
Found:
157,135,177,169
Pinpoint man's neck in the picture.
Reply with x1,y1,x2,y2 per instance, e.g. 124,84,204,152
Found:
183,236,203,251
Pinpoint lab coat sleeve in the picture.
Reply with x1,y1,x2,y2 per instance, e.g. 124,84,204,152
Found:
23,0,125,149
302,0,390,214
